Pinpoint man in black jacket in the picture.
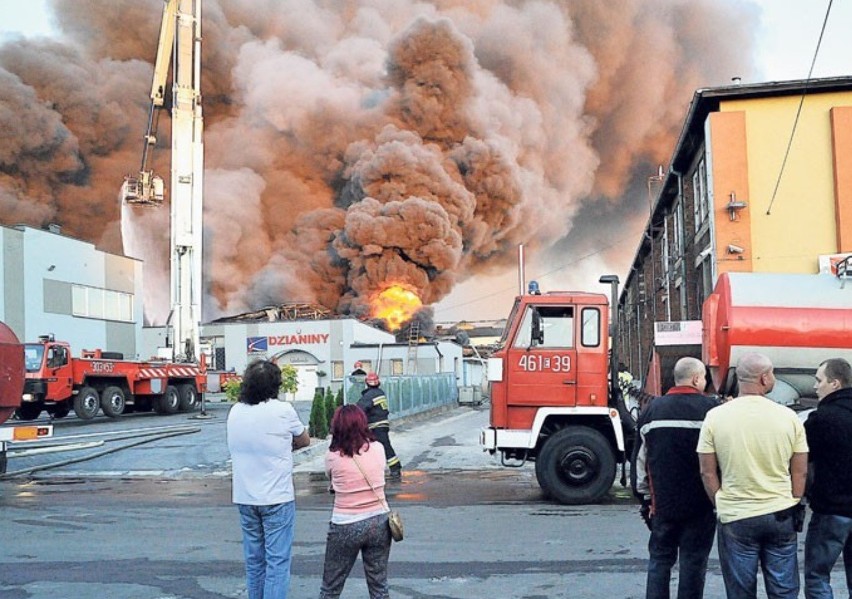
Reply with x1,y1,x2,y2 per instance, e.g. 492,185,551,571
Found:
804,357,852,599
634,357,720,599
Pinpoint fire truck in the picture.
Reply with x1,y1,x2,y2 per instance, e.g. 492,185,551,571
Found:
481,268,852,505
480,276,634,505
16,335,206,421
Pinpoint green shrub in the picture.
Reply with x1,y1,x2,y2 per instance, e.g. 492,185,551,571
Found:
324,388,336,430
309,388,328,439
279,364,299,395
223,378,242,402
335,387,344,408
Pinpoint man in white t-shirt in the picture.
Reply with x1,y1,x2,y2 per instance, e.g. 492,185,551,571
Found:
227,360,310,599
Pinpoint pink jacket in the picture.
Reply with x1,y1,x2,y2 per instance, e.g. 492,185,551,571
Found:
325,442,387,515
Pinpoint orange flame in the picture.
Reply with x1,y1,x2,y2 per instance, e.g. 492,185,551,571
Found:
370,284,422,331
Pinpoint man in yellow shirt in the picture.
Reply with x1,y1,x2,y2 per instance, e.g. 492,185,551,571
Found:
697,352,808,599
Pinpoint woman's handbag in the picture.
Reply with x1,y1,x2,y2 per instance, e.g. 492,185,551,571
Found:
387,509,404,542
353,456,404,542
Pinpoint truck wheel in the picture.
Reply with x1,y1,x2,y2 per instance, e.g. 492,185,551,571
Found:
15,402,42,421
155,385,180,415
46,402,71,419
177,384,199,412
74,387,100,420
535,426,616,505
100,386,127,418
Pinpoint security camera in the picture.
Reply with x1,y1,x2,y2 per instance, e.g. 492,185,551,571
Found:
727,244,745,254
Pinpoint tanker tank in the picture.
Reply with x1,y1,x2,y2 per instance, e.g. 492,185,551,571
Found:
702,272,852,406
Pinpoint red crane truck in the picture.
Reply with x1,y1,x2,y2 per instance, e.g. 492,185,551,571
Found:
18,335,206,421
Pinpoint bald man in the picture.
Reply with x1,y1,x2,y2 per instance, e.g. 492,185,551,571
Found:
698,352,808,599
634,356,720,599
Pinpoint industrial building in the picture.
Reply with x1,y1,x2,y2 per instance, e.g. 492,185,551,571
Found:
0,223,463,405
0,224,144,358
618,76,852,393
141,306,464,403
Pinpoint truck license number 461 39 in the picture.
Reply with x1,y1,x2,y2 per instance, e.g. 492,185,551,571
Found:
517,355,571,372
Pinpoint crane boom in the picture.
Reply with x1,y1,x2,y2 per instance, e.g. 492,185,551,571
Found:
123,0,204,363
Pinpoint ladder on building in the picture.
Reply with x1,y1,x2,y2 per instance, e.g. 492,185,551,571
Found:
405,320,420,374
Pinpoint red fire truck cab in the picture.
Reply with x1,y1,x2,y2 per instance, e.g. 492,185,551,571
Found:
481,277,633,504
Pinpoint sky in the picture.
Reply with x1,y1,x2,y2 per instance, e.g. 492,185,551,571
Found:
1,0,850,324
3,0,849,81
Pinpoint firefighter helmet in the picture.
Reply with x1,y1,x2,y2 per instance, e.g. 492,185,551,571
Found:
354,361,363,368
365,372,380,387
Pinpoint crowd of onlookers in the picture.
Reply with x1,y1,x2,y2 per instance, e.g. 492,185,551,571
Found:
634,353,852,599
218,350,852,599
226,359,400,599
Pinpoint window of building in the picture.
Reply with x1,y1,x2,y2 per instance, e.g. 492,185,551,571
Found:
673,200,685,260
391,359,404,375
661,222,670,280
693,158,710,229
696,253,714,303
71,285,133,322
331,361,344,380
513,306,574,349
360,360,373,373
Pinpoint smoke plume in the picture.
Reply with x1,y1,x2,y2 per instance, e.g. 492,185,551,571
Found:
0,0,758,325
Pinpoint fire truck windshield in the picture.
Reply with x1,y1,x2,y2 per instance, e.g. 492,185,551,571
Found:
24,344,45,372
497,300,521,348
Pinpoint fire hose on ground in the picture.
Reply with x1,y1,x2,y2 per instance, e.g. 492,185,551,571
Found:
0,425,201,479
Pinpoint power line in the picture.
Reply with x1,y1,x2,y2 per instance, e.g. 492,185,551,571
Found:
766,0,834,215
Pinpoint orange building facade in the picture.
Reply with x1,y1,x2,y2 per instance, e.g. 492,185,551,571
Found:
617,77,852,393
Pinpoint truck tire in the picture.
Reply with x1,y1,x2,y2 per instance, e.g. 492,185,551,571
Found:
155,385,180,415
535,426,616,505
100,386,127,418
177,384,199,412
46,402,71,419
74,386,100,420
15,402,42,421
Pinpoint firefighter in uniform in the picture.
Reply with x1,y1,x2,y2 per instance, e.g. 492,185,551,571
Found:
357,372,402,480
351,361,367,376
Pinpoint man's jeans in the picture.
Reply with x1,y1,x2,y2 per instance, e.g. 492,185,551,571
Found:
238,501,296,599
646,510,716,599
717,510,799,599
804,511,852,598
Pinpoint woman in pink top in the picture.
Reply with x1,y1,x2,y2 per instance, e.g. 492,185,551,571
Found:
319,405,392,599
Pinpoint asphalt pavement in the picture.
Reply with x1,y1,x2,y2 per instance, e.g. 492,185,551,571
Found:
3,400,825,599
0,396,495,479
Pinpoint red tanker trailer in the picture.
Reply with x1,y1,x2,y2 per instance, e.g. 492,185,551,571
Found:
703,272,852,405
0,321,24,425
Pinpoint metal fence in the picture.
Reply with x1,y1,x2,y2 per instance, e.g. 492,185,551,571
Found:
345,373,458,419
